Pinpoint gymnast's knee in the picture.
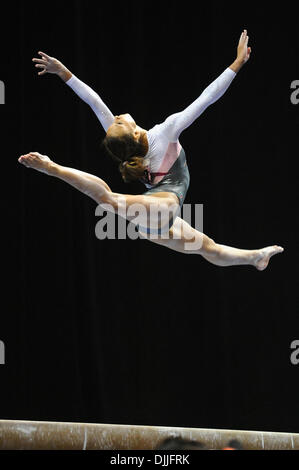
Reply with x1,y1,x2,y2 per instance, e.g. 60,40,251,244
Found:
97,190,119,209
199,236,219,256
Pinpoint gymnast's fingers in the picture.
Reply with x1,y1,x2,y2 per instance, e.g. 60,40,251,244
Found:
32,58,48,65
239,29,247,43
38,51,51,60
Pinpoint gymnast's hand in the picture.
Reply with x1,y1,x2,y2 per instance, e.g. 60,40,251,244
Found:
32,52,72,82
236,30,251,64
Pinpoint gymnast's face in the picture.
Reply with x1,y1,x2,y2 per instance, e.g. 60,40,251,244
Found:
107,114,138,139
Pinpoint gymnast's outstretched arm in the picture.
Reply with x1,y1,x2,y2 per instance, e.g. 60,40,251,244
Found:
32,51,115,132
161,30,252,142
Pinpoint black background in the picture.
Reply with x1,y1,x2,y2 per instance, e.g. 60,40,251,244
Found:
1,1,298,434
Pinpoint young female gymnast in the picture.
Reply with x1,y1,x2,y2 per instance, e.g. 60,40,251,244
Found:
19,30,283,270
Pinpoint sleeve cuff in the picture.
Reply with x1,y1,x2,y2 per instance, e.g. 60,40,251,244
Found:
226,67,237,77
65,74,76,86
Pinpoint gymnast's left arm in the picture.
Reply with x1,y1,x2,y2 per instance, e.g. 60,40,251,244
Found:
32,51,115,132
163,30,251,142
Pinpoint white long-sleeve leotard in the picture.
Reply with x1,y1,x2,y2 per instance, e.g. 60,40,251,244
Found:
66,75,115,132
66,68,236,187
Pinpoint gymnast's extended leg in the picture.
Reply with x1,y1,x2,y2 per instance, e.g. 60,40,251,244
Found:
139,216,284,271
18,152,179,228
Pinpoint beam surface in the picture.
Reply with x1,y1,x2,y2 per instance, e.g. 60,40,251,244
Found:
0,420,299,450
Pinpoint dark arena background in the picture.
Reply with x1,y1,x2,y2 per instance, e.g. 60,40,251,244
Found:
0,0,299,453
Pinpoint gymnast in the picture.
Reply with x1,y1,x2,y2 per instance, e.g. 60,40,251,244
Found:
19,30,283,269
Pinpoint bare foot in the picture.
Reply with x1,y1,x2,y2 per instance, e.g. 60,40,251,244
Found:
254,245,284,271
18,152,52,174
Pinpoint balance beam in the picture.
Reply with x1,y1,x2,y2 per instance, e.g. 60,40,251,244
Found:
0,419,298,450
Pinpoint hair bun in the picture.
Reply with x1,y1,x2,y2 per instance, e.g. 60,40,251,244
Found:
122,160,136,167
128,158,139,167
120,156,147,183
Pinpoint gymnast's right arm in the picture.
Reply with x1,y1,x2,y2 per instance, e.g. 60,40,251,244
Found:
32,51,115,132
